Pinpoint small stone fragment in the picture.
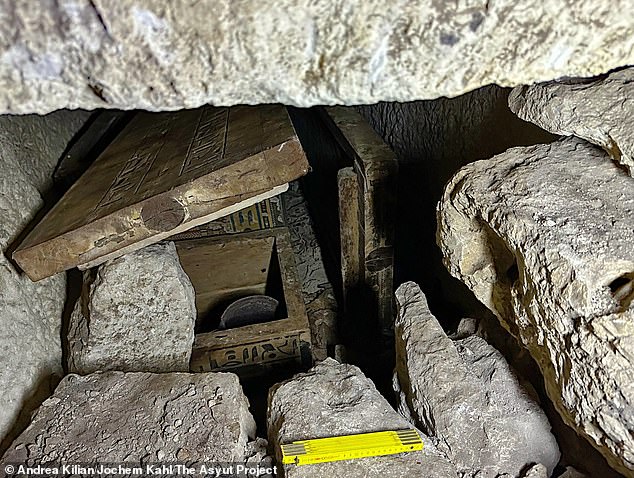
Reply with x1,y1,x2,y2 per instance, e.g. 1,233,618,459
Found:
521,464,548,478
394,281,559,477
68,242,196,373
268,358,457,477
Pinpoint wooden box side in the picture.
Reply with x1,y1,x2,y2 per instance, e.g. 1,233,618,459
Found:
321,106,398,331
187,229,311,373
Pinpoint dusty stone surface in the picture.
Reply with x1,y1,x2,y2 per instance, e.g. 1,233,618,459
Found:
1,1,633,114
244,438,275,478
394,282,559,477
1,371,256,464
437,137,634,475
520,464,548,478
509,67,634,175
68,241,196,374
0,111,89,450
268,358,457,477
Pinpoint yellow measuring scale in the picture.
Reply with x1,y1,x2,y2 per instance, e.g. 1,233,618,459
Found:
281,429,423,465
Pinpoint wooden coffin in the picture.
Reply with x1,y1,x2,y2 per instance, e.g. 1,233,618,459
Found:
13,105,309,281
322,107,397,332
180,229,312,376
170,196,285,240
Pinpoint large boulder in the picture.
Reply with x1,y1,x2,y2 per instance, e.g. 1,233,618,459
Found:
0,111,89,451
437,137,634,475
68,241,196,374
268,358,457,477
509,67,634,175
0,1,633,113
1,371,256,465
394,282,559,477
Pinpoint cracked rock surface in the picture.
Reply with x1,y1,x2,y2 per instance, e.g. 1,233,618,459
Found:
1,1,633,113
68,242,196,374
437,137,634,476
394,282,559,477
268,358,457,477
0,111,89,450
509,67,634,175
1,371,256,464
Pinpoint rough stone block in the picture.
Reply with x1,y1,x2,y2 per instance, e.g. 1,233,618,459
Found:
394,282,559,477
268,358,457,477
1,2,633,113
437,137,634,475
68,242,196,374
0,111,89,450
1,371,256,465
509,67,634,175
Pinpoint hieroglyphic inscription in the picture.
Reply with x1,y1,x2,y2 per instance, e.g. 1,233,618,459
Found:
170,196,285,240
95,115,175,213
191,334,302,372
180,107,229,177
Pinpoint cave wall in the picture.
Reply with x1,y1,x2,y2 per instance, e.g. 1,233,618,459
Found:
0,110,89,452
357,85,557,325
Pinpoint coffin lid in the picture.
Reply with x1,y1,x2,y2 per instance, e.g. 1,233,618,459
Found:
13,104,309,281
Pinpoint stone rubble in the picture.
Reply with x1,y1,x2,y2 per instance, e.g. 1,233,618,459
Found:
437,137,634,476
394,281,559,477
244,438,275,478
1,371,256,465
1,1,633,114
509,67,634,175
268,358,458,477
68,241,196,374
0,111,89,450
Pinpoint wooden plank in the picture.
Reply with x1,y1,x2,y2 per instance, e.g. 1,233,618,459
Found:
337,167,361,316
13,105,309,281
53,110,130,190
175,234,275,321
322,107,397,331
189,229,312,374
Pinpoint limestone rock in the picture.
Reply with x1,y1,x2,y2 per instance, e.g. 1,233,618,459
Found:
437,137,634,475
68,242,196,374
0,111,89,450
559,466,590,478
1,1,634,114
1,371,256,464
509,67,634,175
267,358,457,477
244,438,275,478
521,464,548,478
394,282,559,477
